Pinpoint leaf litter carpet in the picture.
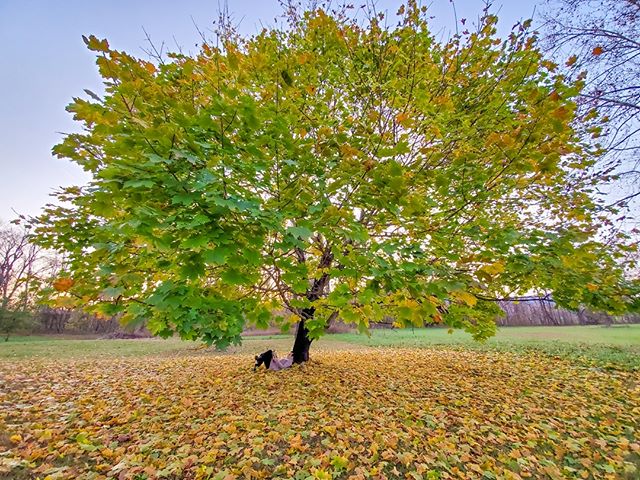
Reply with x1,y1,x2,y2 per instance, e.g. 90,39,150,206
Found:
1,349,638,479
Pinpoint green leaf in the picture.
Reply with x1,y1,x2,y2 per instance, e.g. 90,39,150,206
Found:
123,179,154,189
286,226,313,240
221,268,252,285
204,246,233,265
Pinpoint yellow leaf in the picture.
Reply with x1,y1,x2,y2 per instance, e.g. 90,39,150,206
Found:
53,296,76,308
479,261,505,276
451,291,478,306
101,448,114,458
323,425,336,436
460,292,478,306
339,144,360,158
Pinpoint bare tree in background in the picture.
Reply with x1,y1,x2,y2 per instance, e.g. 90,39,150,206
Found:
0,225,48,340
542,0,640,214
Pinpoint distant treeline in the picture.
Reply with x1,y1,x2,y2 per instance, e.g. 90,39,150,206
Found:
363,299,640,330
37,308,127,335
497,300,639,326
34,300,640,337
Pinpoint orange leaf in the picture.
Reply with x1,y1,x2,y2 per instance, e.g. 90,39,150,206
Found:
395,112,410,125
53,277,75,292
551,106,569,121
144,62,156,74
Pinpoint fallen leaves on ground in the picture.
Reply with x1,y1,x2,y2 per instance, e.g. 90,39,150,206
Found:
0,349,638,479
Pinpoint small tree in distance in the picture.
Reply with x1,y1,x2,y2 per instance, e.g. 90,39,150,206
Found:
31,2,638,362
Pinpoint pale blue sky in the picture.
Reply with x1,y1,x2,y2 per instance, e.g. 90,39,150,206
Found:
0,0,538,222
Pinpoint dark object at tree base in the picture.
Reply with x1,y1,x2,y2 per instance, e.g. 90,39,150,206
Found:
254,318,312,370
254,350,273,371
292,315,312,363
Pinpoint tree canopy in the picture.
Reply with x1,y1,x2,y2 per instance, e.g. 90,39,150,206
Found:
32,2,638,350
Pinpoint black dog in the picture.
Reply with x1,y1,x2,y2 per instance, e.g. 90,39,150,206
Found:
254,350,273,371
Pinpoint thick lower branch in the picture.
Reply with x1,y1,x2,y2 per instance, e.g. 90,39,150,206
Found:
476,294,553,303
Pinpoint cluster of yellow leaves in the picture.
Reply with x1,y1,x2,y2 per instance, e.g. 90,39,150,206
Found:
0,349,638,479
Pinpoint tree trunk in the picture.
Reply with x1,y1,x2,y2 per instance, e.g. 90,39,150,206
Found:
291,260,332,363
292,308,313,364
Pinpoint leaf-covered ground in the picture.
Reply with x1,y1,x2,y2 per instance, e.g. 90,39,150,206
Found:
1,349,638,479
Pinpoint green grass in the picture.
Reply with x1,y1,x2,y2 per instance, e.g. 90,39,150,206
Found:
0,334,360,360
1,325,639,370
333,325,640,370
336,324,640,345
0,336,190,359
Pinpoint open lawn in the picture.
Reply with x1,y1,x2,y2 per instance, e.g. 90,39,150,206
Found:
342,324,640,346
338,325,640,372
2,325,639,370
0,326,638,479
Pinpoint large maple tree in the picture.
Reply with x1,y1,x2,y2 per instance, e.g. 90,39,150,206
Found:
32,2,638,361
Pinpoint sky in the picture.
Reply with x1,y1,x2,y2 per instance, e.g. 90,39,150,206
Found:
0,0,539,223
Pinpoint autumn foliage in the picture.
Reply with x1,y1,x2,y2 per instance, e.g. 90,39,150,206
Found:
31,2,638,351
1,349,638,479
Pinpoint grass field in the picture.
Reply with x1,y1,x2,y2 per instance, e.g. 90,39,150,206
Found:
343,324,640,346
2,325,638,370
339,325,640,371
1,326,638,479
